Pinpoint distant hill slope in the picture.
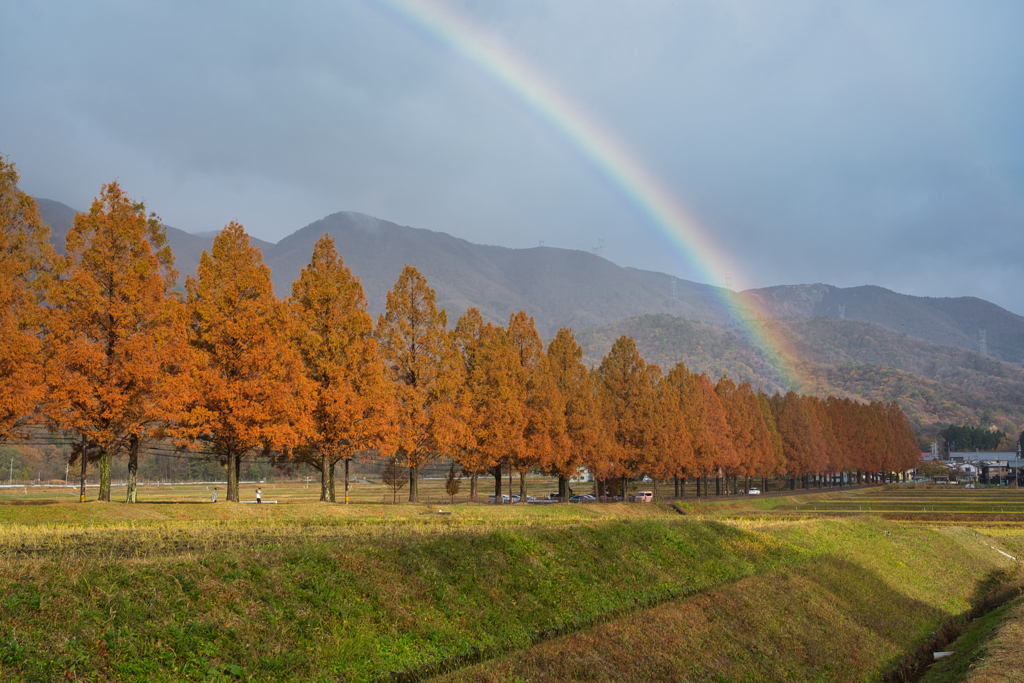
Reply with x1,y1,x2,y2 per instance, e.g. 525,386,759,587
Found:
741,284,1024,364
577,314,1024,437
268,211,732,335
34,200,1024,363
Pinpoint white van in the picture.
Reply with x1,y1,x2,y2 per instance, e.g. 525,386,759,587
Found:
635,491,653,503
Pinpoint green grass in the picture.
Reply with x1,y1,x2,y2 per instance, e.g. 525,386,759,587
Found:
0,504,796,681
916,599,1019,683
0,487,1022,681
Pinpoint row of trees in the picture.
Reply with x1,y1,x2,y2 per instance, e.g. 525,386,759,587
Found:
937,424,1016,454
1,155,921,504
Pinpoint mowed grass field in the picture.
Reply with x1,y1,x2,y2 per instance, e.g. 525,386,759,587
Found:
0,473,563,508
0,482,1022,682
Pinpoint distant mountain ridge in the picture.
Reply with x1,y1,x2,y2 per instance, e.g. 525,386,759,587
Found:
741,284,1023,364
35,199,1024,367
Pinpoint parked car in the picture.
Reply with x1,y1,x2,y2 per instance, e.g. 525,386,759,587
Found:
569,494,596,503
487,494,521,503
748,488,761,495
635,491,653,503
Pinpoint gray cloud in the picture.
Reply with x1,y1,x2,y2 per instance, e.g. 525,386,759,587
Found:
2,0,1021,313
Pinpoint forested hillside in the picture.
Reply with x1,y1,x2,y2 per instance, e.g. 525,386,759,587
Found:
577,314,1024,437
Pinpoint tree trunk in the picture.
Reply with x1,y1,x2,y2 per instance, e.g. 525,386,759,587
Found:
519,471,526,502
715,475,720,496
227,453,238,502
493,464,502,502
343,459,349,504
558,474,567,501
79,446,88,503
470,472,478,502
125,437,139,503
329,459,337,502
622,475,628,502
99,449,110,502
508,464,513,504
408,465,418,503
695,475,700,498
320,453,331,502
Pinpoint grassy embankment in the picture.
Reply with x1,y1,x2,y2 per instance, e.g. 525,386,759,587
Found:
915,523,1024,683
0,485,1021,681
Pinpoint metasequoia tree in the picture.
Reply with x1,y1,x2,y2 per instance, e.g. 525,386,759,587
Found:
375,265,458,502
290,234,391,502
599,336,659,498
451,308,522,502
577,370,621,496
809,396,839,486
652,364,695,497
507,311,565,501
44,182,186,503
886,401,920,479
0,153,54,443
659,363,713,494
545,328,590,499
181,222,312,502
716,378,774,492
696,372,736,495
757,389,786,487
771,391,815,489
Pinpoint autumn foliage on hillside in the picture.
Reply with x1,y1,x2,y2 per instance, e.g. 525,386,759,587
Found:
1,151,923,501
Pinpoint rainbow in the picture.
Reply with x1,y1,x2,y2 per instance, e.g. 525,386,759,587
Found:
374,0,807,391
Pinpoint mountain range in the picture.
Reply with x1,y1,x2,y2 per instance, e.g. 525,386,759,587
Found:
36,198,1024,437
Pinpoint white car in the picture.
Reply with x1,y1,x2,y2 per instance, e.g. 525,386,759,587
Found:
747,488,761,495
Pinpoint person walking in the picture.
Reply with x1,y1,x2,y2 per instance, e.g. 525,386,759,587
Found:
212,487,217,503
256,487,262,504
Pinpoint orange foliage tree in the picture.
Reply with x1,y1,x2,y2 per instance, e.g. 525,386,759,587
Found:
771,391,814,489
452,308,523,502
44,182,186,503
599,336,659,498
757,389,786,486
180,222,312,502
290,234,392,502
715,377,773,492
577,369,621,495
0,153,54,443
695,372,736,495
375,265,459,502
651,363,694,497
507,311,565,501
545,328,590,499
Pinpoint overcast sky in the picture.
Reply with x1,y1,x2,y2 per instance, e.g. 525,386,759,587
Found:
2,1,1022,314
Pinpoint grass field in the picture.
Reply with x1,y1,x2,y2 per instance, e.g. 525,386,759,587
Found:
0,482,1022,681
0,473,564,508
